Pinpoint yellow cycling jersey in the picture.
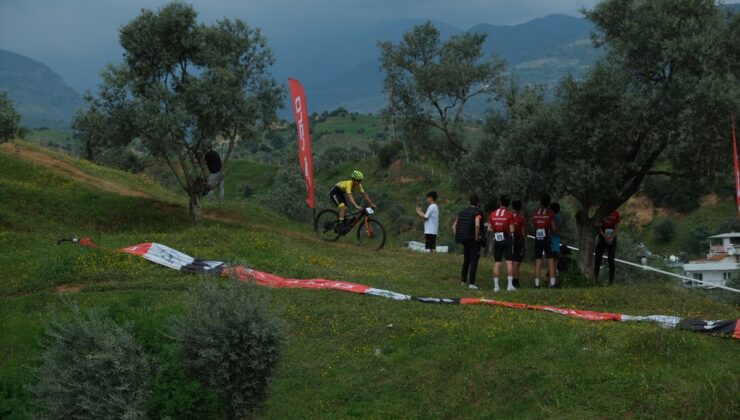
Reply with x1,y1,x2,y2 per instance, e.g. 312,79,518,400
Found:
335,180,364,194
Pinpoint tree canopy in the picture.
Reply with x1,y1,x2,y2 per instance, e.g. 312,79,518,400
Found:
0,90,21,142
379,22,505,159
74,2,282,222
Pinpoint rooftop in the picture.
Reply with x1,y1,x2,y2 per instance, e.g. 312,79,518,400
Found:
708,232,740,239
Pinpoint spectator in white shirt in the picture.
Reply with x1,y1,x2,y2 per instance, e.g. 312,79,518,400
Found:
416,191,440,253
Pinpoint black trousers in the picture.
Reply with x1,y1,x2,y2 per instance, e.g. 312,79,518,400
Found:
594,236,617,283
461,240,482,285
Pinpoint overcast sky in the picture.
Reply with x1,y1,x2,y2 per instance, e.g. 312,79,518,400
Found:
0,0,599,93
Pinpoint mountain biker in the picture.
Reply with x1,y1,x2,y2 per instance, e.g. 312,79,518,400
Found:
329,170,377,232
489,195,516,292
532,194,556,289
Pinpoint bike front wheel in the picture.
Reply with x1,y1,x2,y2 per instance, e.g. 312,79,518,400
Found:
356,218,386,250
314,209,342,242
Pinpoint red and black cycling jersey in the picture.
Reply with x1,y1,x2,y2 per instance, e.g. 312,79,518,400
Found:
601,211,621,230
489,208,513,240
511,213,526,240
532,207,555,240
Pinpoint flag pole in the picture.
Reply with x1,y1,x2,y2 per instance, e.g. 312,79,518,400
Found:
733,115,740,222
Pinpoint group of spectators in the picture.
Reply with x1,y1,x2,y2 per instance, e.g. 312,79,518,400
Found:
416,192,620,291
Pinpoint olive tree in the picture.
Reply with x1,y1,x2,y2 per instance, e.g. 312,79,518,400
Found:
78,2,282,222
0,90,20,142
379,22,505,159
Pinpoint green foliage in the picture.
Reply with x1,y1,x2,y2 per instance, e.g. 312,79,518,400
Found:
653,218,677,243
471,0,740,278
380,22,506,158
263,168,313,221
29,306,153,419
170,281,285,419
377,140,404,168
79,2,282,222
0,90,20,141
643,176,701,213
685,224,711,256
146,349,220,419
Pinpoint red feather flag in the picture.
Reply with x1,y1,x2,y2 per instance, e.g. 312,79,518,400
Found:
288,78,316,209
733,116,740,221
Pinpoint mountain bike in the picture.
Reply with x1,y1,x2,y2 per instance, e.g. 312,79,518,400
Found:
314,207,386,250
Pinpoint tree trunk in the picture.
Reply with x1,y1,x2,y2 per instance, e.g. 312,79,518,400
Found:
575,211,598,281
189,193,203,224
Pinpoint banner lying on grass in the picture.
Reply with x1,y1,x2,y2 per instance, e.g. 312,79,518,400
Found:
116,242,740,340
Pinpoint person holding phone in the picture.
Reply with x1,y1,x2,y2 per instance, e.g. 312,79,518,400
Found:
416,191,439,253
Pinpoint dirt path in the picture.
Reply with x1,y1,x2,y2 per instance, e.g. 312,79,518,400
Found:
1,142,150,198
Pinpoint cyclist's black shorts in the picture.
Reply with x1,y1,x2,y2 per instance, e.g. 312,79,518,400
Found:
534,239,553,259
511,239,525,262
493,238,512,262
329,187,347,208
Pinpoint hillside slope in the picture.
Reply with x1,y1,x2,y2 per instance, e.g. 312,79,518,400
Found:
0,50,83,130
0,143,738,419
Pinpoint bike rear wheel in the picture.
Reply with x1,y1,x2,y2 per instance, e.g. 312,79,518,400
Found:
315,209,342,242
356,218,386,250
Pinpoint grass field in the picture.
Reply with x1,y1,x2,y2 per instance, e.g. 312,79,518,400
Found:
0,142,738,419
24,129,77,152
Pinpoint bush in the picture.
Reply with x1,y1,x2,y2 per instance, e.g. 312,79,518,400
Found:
241,183,254,199
30,306,153,419
146,349,220,419
263,169,312,221
653,218,677,243
643,176,700,213
377,140,404,168
684,224,711,256
170,281,285,420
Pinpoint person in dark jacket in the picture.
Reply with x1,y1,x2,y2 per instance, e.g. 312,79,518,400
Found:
453,195,485,290
205,143,224,203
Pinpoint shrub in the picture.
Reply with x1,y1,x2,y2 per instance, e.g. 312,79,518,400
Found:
170,281,285,420
241,183,254,199
146,349,220,419
653,218,677,243
263,169,312,221
715,217,740,234
377,140,404,168
30,306,153,419
643,176,700,213
684,224,711,256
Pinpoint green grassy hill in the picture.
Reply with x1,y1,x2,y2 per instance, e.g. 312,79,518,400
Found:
0,142,738,418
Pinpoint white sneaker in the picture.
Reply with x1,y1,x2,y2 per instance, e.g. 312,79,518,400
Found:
493,287,500,293
507,285,517,292
469,284,479,290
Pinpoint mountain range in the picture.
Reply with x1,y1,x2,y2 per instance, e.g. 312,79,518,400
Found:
1,5,737,128
0,49,83,130
275,14,599,112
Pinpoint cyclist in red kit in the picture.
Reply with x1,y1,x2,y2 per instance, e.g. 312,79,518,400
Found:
595,210,621,284
488,195,516,292
532,194,557,289
510,200,526,288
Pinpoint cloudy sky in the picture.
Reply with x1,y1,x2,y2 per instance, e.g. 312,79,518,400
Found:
0,0,599,93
